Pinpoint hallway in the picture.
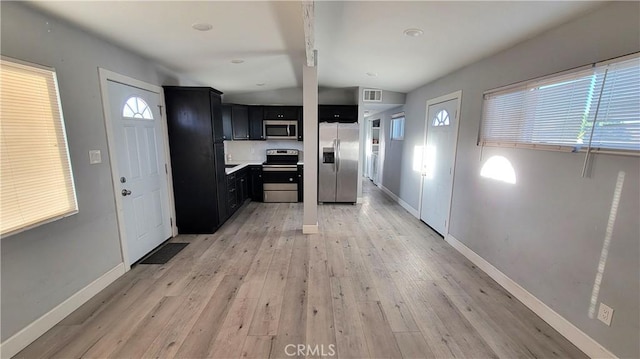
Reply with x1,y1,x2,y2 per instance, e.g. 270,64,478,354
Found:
16,180,586,358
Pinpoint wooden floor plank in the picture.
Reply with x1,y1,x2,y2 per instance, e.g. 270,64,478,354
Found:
305,234,337,358
242,335,276,358
16,181,587,359
357,301,403,358
394,332,436,359
174,274,243,358
330,277,370,358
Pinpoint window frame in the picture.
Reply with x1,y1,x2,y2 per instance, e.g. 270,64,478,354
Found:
391,114,405,141
479,52,640,156
1,56,78,237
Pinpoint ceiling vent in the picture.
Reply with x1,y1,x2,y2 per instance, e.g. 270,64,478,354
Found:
363,89,382,102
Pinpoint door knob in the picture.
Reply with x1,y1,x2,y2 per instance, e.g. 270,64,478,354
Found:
121,189,132,196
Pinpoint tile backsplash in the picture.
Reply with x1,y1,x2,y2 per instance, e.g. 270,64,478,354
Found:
225,140,304,163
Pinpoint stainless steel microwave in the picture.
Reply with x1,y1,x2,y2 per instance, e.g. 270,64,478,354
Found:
263,120,298,140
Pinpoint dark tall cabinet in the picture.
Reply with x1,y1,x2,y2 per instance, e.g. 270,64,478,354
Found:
163,86,227,234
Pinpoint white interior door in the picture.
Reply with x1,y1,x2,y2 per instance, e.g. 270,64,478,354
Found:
420,94,461,236
107,80,172,264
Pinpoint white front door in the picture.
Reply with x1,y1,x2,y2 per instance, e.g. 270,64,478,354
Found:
420,93,461,236
107,80,172,264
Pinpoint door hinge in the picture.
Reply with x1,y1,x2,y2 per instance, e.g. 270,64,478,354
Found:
170,217,173,226
165,163,168,174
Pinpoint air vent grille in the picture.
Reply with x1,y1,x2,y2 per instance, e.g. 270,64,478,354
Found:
363,89,382,102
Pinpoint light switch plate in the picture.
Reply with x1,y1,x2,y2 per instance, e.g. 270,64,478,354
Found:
597,302,614,326
89,150,102,164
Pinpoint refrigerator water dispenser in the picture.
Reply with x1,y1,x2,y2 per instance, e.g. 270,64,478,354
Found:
322,148,335,163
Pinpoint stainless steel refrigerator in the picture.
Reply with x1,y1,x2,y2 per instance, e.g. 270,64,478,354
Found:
319,122,359,203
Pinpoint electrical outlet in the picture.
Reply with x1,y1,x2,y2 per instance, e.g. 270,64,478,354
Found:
89,150,102,164
597,302,614,326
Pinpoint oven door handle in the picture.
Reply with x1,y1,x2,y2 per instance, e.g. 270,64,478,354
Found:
263,167,297,172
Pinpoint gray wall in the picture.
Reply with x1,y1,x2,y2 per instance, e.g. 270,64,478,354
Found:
393,2,639,357
0,2,200,341
366,106,405,195
224,86,356,105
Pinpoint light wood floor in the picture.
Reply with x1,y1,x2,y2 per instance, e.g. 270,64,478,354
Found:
16,180,586,359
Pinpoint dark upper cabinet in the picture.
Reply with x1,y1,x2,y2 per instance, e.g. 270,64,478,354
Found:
221,105,233,141
248,106,264,140
163,86,225,233
263,106,299,120
210,93,224,143
318,105,358,123
231,105,249,140
297,107,303,141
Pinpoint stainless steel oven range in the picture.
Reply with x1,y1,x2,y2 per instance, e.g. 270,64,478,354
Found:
262,149,299,203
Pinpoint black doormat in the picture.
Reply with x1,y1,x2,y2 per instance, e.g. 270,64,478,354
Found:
140,242,188,265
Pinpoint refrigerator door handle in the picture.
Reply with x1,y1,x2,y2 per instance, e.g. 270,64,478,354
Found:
336,139,341,173
332,139,337,172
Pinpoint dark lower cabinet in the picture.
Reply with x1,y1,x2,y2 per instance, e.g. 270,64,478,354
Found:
249,165,263,201
215,143,228,224
237,169,249,203
227,173,238,215
163,86,226,234
297,165,303,202
227,167,250,217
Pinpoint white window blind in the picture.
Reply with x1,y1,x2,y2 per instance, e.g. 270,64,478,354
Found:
480,54,640,153
391,113,405,140
1,58,78,237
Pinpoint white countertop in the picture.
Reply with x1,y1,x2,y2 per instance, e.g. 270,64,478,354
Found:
225,161,303,174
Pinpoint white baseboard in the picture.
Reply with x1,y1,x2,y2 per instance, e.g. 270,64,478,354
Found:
302,223,319,234
0,263,126,358
378,184,420,218
444,234,617,359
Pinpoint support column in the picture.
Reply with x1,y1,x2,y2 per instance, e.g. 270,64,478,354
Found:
302,64,319,234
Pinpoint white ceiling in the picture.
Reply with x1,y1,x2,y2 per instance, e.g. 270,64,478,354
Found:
28,1,604,95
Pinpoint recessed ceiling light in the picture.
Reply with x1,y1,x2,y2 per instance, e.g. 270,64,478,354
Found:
256,83,265,86
403,28,424,37
231,59,245,64
192,22,213,31
366,72,378,77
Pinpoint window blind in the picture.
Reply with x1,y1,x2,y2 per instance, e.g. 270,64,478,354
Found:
480,54,640,154
587,58,640,151
1,58,78,237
